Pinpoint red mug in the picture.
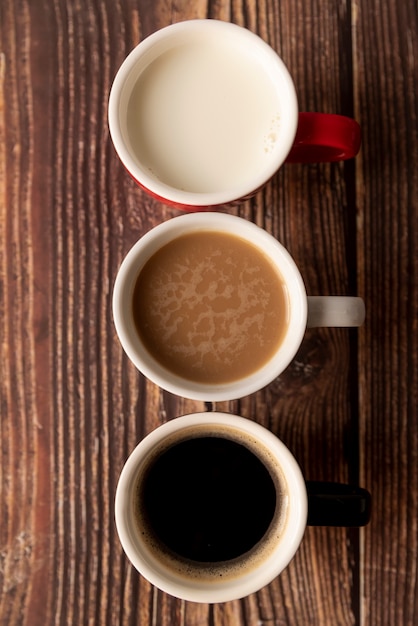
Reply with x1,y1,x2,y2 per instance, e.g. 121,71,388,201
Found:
108,20,361,209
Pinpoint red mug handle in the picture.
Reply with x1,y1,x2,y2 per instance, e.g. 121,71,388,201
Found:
285,113,361,163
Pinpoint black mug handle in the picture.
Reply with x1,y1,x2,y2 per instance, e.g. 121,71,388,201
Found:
306,481,371,527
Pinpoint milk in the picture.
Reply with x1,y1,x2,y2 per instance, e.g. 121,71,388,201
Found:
126,40,281,193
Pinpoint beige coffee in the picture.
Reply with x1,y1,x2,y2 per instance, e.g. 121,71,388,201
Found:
132,231,289,383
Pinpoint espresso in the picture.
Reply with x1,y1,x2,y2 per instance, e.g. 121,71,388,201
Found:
134,425,288,580
132,231,288,384
140,436,276,562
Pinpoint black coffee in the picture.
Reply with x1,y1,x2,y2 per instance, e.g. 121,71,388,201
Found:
137,436,277,562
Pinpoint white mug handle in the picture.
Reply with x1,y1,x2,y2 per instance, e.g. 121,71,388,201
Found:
307,296,365,327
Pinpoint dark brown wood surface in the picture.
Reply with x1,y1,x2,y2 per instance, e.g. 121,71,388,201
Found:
0,1,416,624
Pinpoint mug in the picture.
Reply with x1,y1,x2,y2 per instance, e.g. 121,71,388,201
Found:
108,19,361,209
112,212,365,401
115,412,371,603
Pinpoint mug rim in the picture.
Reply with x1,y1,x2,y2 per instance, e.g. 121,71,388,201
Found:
108,19,299,206
112,212,308,401
115,412,308,603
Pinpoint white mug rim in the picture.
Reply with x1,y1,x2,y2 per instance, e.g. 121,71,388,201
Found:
112,212,308,401
115,412,308,603
108,19,299,206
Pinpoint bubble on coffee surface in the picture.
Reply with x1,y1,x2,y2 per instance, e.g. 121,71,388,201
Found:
264,114,281,153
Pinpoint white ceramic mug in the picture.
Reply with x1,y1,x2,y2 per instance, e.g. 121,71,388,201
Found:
108,20,361,209
115,412,371,603
112,212,365,401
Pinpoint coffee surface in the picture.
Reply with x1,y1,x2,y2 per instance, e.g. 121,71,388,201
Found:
126,40,281,192
132,231,288,383
138,436,277,562
133,424,289,582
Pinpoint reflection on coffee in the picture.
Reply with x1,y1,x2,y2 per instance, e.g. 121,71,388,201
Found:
134,425,289,581
132,231,289,383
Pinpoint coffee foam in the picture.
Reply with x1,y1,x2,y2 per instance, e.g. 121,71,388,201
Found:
132,424,289,583
141,249,276,362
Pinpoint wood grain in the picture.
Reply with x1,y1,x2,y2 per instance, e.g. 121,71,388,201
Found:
354,0,418,624
0,0,416,624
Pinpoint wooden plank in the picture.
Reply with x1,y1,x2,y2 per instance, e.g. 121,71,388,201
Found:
353,1,418,624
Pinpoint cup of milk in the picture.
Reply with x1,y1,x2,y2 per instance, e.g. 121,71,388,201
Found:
108,20,361,209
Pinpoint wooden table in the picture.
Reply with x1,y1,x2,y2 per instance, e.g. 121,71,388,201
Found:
1,1,416,624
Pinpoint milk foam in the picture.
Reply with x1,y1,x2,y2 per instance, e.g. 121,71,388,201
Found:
126,40,281,192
